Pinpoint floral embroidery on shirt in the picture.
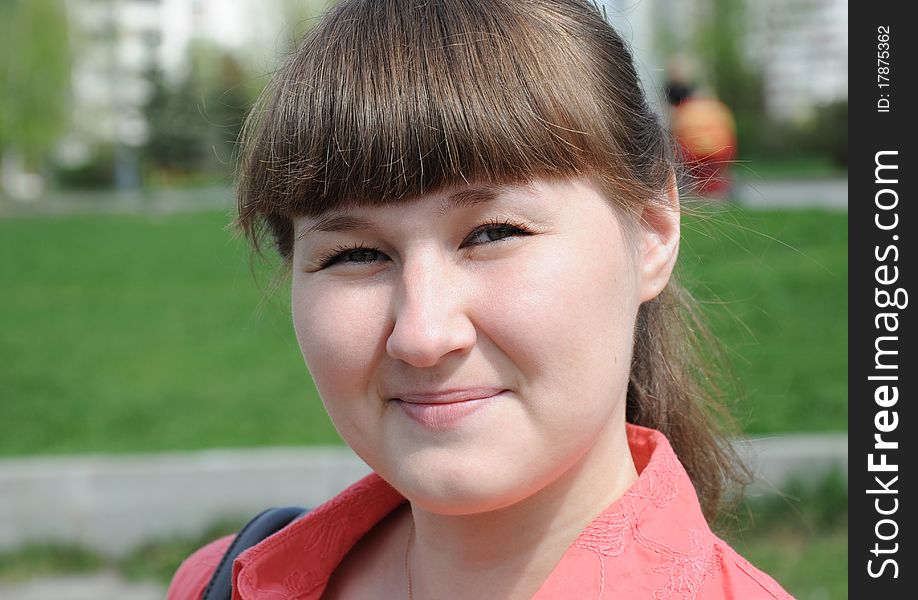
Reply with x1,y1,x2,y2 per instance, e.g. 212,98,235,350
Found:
625,450,681,510
649,529,718,600
280,478,391,596
282,570,319,597
578,442,718,600
573,511,632,600
574,511,631,557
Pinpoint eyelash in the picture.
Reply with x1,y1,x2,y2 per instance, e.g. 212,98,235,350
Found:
316,218,534,269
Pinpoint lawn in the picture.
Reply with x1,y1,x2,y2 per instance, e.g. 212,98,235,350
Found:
720,470,849,600
679,205,848,433
0,204,846,456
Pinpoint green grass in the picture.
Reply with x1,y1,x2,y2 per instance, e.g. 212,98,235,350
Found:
729,526,847,600
118,520,242,584
679,206,847,433
721,471,849,599
0,520,241,585
0,211,339,456
0,205,846,456
0,544,104,582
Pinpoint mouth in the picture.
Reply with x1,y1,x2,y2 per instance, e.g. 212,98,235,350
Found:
392,387,506,404
390,388,506,429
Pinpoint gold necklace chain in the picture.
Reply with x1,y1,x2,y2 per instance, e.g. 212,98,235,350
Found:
405,517,415,600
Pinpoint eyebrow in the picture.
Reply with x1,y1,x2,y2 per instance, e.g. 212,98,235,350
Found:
299,185,503,238
435,185,501,216
299,214,374,238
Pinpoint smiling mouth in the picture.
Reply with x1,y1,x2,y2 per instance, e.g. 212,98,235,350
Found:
392,387,505,404
391,388,506,429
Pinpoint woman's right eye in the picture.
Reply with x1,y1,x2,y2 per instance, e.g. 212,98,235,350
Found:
318,244,387,269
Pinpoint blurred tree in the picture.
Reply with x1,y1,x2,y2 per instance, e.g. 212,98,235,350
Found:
195,45,253,171
0,0,71,194
808,100,847,168
142,43,253,183
693,0,764,157
143,68,209,176
695,0,764,116
281,0,335,41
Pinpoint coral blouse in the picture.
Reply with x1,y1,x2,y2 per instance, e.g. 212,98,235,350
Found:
167,425,794,599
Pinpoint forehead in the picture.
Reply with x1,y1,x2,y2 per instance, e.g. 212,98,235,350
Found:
295,181,543,235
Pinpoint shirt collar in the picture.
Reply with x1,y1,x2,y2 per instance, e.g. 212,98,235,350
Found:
231,424,711,599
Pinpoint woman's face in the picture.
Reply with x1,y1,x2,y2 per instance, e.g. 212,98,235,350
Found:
291,177,677,514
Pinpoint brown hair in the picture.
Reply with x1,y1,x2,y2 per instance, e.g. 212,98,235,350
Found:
235,0,748,522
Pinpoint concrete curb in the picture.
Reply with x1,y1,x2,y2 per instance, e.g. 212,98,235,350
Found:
734,432,848,494
0,572,163,600
0,434,846,557
733,178,848,210
0,447,371,557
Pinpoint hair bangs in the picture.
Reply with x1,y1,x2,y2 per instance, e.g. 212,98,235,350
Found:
237,1,638,247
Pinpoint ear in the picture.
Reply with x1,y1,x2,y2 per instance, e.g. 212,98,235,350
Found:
637,175,680,303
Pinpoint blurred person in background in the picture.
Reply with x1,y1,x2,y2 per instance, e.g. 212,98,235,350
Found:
168,1,791,599
665,55,738,199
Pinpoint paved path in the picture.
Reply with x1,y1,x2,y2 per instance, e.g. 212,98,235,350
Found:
733,177,848,210
0,572,163,600
0,447,372,557
0,435,847,558
0,186,233,218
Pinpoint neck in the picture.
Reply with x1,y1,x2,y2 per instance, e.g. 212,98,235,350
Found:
406,420,638,600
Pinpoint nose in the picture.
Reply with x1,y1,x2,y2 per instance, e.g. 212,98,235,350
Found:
385,254,477,368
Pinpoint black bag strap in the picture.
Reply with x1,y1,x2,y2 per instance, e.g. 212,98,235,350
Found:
201,506,309,600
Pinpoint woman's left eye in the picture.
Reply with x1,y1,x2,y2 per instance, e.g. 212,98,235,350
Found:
462,220,533,247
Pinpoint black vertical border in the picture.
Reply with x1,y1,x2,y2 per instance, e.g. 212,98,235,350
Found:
849,2,915,595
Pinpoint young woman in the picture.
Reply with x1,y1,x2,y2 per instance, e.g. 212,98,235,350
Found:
169,1,793,598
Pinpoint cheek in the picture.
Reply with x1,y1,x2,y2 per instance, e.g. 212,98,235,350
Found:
291,282,387,409
480,237,639,378
471,231,640,448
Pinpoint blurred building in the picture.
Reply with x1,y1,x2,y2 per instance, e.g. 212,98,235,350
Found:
747,0,847,122
62,0,160,158
58,0,330,180
598,0,848,123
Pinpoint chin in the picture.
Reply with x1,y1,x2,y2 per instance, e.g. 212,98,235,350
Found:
404,484,524,516
387,457,545,516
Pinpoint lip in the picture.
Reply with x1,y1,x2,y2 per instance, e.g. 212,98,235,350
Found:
391,387,505,429
393,387,505,404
